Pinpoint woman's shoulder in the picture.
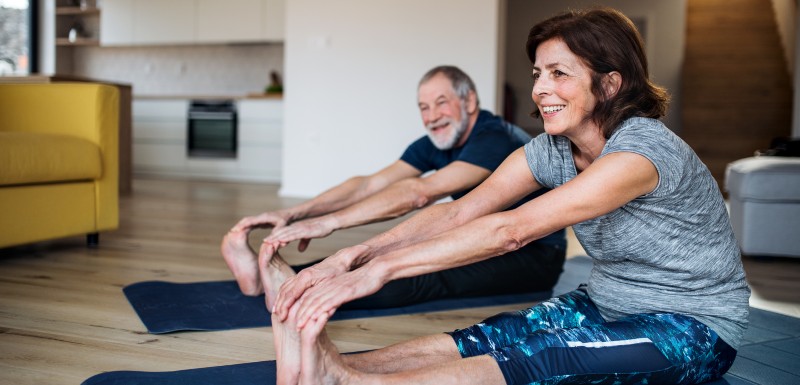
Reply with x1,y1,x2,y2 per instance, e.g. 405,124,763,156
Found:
611,117,670,139
606,117,684,155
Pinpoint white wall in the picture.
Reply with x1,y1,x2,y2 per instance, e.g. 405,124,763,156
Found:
281,0,502,198
38,0,55,74
794,3,800,138
772,0,796,76
505,0,686,135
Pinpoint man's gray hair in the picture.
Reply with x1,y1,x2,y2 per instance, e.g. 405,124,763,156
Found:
418,65,480,107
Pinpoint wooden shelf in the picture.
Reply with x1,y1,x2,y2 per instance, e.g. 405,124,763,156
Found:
56,37,100,46
55,6,100,16
246,92,283,99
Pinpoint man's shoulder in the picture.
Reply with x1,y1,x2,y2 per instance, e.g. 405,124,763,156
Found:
473,109,504,131
403,134,436,153
468,110,532,147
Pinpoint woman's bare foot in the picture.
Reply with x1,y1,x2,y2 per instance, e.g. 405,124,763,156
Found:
299,313,361,385
259,242,299,310
221,230,263,296
273,305,302,385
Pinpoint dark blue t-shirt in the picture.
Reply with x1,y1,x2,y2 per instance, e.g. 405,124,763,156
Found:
400,110,565,248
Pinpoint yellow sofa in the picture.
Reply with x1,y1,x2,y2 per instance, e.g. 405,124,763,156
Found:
0,83,119,248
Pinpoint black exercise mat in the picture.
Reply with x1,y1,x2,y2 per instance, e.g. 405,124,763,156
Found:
82,361,274,385
82,307,800,385
124,280,554,334
123,256,596,334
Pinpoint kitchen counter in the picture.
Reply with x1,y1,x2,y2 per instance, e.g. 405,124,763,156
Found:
134,93,283,100
0,74,130,88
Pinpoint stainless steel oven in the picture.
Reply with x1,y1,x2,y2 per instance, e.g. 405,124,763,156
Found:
187,100,237,158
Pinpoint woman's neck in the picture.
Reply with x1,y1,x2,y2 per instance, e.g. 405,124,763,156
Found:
568,128,605,172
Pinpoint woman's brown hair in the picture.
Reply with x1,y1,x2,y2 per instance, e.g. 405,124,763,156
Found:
526,7,669,138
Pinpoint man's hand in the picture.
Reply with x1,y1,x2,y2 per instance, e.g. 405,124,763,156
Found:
263,217,338,252
273,244,371,320
231,211,293,233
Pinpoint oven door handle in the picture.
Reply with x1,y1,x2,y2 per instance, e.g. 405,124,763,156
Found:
189,111,236,120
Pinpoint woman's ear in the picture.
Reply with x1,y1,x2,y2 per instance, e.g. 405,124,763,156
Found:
603,72,622,98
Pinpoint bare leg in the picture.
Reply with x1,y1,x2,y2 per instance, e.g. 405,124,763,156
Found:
273,304,303,385
299,313,363,385
264,241,307,385
221,229,263,296
342,334,462,374
258,242,299,311
299,314,506,385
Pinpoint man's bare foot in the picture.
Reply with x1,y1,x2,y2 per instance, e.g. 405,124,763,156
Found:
273,306,302,385
299,313,361,385
258,242,298,311
221,230,263,296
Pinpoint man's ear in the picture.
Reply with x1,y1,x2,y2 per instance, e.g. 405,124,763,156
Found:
465,91,479,114
603,72,622,98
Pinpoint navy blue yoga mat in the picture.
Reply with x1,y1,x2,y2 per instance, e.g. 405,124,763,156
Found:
123,256,595,334
81,307,800,385
82,361,274,385
124,281,553,334
124,256,598,334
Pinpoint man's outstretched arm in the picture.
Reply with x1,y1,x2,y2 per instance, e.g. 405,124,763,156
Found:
232,160,420,233
264,160,491,248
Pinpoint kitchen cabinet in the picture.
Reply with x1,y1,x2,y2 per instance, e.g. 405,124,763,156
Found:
132,99,189,174
196,0,262,43
132,98,282,182
133,0,195,45
101,0,194,46
100,0,284,46
262,0,285,41
98,0,131,45
237,99,283,181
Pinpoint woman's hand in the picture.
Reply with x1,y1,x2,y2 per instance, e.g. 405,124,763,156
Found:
231,210,293,233
291,263,386,330
272,244,371,320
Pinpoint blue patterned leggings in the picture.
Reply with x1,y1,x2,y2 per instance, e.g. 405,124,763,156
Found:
447,287,737,385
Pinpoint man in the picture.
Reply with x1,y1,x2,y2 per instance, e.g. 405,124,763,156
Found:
221,65,565,310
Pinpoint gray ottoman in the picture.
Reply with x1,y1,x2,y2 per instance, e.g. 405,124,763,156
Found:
725,156,800,257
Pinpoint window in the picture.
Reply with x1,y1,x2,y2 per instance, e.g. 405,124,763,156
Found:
0,0,37,75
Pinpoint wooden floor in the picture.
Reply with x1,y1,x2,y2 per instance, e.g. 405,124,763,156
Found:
1,177,799,385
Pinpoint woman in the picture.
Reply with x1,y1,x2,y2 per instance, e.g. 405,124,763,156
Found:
269,7,750,384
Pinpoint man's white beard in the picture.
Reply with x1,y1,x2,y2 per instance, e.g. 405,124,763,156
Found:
427,106,469,150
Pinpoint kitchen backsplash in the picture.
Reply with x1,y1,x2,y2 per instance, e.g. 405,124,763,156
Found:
72,43,284,96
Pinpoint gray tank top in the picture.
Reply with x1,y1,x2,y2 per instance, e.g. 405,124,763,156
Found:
524,117,750,349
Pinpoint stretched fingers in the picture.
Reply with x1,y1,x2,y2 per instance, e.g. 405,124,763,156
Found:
274,272,311,320
265,224,305,245
293,282,345,330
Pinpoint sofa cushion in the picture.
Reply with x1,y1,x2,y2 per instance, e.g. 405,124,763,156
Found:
0,131,102,186
725,156,800,202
